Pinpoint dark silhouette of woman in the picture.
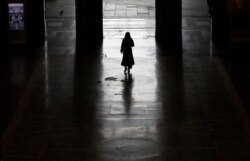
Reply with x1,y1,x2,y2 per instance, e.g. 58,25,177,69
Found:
120,32,135,74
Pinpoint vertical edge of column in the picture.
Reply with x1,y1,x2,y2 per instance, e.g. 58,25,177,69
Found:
26,0,46,46
0,0,8,48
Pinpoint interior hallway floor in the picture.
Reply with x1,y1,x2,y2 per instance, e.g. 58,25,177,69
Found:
1,0,250,161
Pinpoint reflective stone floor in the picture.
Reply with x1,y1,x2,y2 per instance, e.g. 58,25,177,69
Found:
1,0,250,161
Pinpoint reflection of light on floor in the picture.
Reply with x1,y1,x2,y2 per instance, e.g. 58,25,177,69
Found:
103,19,155,29
102,18,157,102
99,25,161,159
98,138,161,160
103,18,155,39
103,18,156,59
210,19,213,57
44,41,49,110
102,37,157,102
103,37,156,58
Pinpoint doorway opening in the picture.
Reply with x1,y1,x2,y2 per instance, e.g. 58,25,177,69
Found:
103,0,156,58
103,0,155,39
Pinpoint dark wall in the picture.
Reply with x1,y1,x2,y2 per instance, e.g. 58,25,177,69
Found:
211,0,250,51
212,0,229,46
0,1,7,160
26,0,45,46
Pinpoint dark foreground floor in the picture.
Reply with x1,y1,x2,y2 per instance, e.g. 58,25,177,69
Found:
1,32,250,161
1,39,250,161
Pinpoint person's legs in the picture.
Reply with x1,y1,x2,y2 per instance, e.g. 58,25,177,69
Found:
128,66,131,73
124,66,127,73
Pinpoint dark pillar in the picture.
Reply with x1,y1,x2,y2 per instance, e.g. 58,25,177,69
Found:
75,0,103,47
26,0,46,46
0,146,2,161
0,0,7,47
211,0,228,46
0,4,7,161
156,0,182,51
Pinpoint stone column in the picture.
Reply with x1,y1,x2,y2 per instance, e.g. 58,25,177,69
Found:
156,0,182,50
0,0,7,46
0,146,2,161
75,0,103,47
26,0,46,46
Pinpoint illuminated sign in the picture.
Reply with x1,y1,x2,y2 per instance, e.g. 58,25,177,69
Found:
8,3,24,30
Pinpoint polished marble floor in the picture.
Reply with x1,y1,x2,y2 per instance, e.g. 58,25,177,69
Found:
2,39,250,161
1,0,250,161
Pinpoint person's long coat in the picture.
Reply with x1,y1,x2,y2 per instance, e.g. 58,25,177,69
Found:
121,38,135,67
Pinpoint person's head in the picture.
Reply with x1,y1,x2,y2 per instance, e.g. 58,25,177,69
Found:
125,32,131,39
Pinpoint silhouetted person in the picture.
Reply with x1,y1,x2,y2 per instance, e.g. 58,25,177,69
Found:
60,10,63,16
120,32,135,74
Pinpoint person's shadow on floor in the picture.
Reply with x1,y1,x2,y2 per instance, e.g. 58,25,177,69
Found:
122,73,134,118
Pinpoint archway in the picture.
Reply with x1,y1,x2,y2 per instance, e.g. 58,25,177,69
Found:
102,0,156,58
103,0,156,38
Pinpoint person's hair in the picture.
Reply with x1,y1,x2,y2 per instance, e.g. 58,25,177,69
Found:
125,32,131,39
